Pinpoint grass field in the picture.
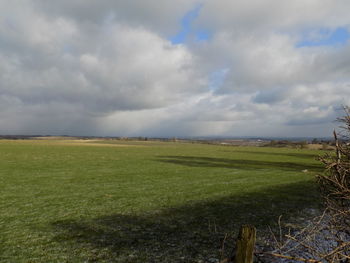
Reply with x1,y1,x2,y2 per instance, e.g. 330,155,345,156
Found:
0,139,324,262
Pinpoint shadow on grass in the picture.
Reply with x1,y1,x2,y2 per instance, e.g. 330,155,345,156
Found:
52,181,320,262
223,150,320,160
157,156,323,172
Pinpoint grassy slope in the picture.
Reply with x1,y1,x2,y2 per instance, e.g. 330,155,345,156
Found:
0,140,323,262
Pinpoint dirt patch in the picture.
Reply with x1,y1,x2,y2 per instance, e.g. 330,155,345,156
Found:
306,144,335,150
52,140,145,147
31,136,79,140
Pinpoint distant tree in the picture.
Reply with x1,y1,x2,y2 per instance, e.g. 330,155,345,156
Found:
299,140,308,149
312,138,319,144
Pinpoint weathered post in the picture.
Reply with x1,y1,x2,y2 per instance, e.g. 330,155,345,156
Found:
234,225,256,263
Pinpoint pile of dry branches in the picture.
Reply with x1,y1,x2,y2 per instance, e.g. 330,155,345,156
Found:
220,108,350,263
318,112,350,209
266,107,350,263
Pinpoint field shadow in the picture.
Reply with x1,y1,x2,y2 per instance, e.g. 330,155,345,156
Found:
222,150,320,159
158,156,323,172
52,181,320,262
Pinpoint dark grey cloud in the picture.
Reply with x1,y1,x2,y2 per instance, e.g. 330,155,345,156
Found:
0,1,207,135
34,0,198,36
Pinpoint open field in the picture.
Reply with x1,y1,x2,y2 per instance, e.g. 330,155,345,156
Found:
0,139,324,262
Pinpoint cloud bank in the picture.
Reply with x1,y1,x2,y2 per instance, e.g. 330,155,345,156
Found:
1,0,350,137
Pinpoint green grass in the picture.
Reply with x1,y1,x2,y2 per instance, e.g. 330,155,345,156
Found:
0,140,324,262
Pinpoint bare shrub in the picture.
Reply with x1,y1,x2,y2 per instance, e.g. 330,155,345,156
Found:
265,106,350,263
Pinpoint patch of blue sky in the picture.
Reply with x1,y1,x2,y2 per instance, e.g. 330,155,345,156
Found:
195,29,211,41
296,27,350,48
170,4,212,44
209,68,229,91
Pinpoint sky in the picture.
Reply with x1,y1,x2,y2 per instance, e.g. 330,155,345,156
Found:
1,1,350,137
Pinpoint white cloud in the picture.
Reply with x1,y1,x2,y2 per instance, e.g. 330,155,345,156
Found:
0,0,350,137
0,1,207,135
198,0,350,33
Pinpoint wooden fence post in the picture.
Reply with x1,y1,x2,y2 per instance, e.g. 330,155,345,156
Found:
234,225,256,263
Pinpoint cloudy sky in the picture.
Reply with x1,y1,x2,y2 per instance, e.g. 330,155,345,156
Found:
1,0,350,137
